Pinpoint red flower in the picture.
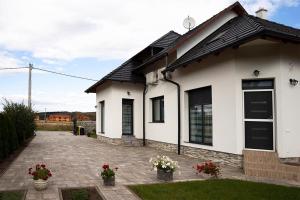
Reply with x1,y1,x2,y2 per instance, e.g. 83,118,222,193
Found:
102,164,109,170
48,173,52,177
41,164,46,168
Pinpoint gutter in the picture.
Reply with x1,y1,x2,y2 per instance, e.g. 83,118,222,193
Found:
143,83,148,146
162,56,181,155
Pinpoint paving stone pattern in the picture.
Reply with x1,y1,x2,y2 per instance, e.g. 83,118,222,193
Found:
0,131,244,199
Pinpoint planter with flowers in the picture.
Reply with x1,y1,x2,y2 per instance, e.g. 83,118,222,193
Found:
28,164,52,191
99,164,118,186
150,155,179,181
194,161,220,179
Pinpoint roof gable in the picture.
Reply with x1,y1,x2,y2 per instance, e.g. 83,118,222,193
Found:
166,15,300,72
133,1,247,72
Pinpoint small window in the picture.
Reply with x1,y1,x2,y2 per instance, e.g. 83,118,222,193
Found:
152,96,164,123
100,101,105,133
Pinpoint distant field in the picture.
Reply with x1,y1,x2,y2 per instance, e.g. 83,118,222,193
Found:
36,121,73,131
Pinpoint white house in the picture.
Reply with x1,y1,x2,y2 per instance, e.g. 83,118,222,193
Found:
86,2,300,170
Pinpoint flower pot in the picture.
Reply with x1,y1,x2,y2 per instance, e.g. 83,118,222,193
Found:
33,179,48,191
199,173,218,179
103,176,115,186
157,169,173,181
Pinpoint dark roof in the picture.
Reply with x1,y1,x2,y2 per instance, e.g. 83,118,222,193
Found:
166,15,300,72
85,31,180,93
134,1,247,72
134,31,181,72
150,31,181,48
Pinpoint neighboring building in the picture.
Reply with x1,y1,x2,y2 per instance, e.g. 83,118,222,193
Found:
47,114,71,122
76,113,91,121
86,1,300,179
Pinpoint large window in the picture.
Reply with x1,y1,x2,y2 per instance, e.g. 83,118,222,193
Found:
189,86,212,145
152,96,164,123
100,101,105,133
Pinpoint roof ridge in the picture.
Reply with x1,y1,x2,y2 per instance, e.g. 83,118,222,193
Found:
150,30,181,47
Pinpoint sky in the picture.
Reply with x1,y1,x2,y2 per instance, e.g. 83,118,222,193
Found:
0,0,299,112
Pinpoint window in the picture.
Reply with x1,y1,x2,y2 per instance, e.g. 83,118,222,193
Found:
152,96,164,123
189,86,212,145
100,101,105,133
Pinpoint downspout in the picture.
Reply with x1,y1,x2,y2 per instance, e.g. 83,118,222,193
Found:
143,83,148,146
162,56,181,155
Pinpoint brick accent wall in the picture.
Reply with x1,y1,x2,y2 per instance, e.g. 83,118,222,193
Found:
97,135,143,146
147,140,243,168
243,150,300,182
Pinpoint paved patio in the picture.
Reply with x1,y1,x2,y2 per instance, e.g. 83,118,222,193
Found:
0,131,244,200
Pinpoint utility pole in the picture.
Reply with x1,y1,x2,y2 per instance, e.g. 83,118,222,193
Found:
28,63,33,109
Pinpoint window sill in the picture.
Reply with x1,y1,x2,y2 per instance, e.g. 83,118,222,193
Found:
149,121,165,123
184,141,212,146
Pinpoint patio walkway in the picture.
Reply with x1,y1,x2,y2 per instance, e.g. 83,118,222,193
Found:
0,131,244,200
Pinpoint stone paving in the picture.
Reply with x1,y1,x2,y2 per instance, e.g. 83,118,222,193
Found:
0,131,244,200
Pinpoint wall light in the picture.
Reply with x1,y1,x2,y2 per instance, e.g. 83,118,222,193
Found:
289,79,299,86
127,91,131,95
253,70,260,77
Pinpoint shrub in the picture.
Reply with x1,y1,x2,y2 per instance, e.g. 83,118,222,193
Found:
0,99,36,160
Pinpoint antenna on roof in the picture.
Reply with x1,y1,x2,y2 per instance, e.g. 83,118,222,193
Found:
183,16,195,31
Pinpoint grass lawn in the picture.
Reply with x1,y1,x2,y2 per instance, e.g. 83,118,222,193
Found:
129,179,300,200
0,191,25,200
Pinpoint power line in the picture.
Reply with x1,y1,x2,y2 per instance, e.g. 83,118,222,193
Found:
0,66,98,82
32,67,98,82
0,67,29,70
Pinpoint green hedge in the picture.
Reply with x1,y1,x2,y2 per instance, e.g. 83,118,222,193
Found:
0,100,36,160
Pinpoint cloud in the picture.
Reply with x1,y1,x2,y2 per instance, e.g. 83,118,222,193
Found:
0,51,27,74
0,0,298,62
241,0,299,15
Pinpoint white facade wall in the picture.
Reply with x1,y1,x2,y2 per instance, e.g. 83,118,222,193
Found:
173,52,237,154
177,11,238,58
278,44,300,158
96,82,144,139
95,40,300,158
145,81,178,144
144,40,300,158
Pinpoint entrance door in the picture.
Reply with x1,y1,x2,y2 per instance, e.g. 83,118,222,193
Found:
243,80,274,150
122,99,133,135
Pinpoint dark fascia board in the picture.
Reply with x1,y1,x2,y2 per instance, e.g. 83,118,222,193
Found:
164,30,300,73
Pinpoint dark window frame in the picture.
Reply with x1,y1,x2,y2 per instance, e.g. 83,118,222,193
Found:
122,99,134,135
100,101,105,133
152,96,164,123
188,86,213,146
